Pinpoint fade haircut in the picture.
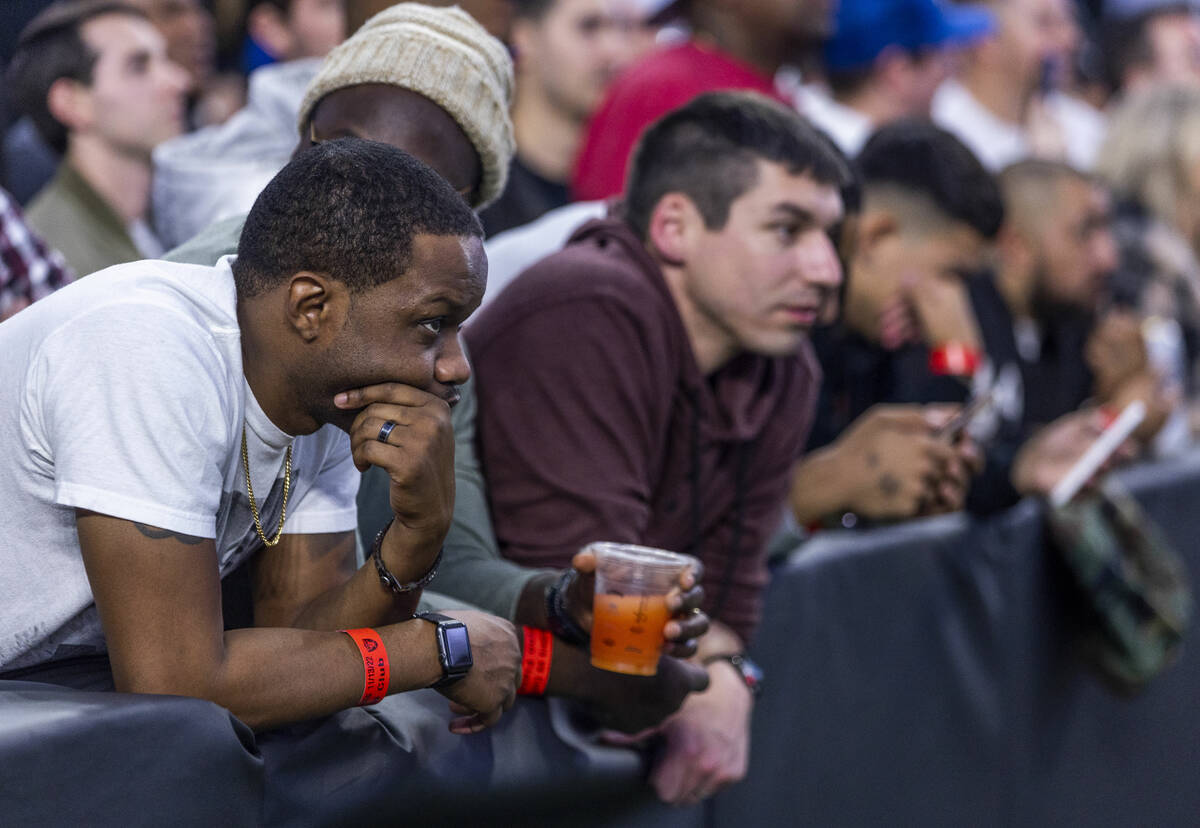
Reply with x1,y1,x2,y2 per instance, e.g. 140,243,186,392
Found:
624,91,852,240
233,138,482,298
8,0,150,155
857,120,1004,239
998,158,1093,234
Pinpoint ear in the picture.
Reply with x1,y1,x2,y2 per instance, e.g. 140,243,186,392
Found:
46,77,91,133
646,193,701,268
996,221,1032,275
247,3,295,59
853,207,899,264
873,46,912,94
509,17,539,65
285,272,348,342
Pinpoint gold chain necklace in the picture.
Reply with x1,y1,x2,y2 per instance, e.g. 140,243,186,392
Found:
241,424,292,547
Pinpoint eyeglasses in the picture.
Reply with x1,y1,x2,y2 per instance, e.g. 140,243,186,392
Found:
309,123,476,200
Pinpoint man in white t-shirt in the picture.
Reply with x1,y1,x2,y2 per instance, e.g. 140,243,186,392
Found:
932,0,1106,171
0,138,520,732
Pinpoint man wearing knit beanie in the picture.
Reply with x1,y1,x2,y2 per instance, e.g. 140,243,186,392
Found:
159,1,515,260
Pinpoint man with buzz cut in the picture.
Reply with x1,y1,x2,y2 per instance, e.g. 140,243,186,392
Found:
457,91,850,804
0,139,522,732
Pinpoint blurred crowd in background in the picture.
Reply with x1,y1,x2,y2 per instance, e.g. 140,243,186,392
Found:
5,0,1200,549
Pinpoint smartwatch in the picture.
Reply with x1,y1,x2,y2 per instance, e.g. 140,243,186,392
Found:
416,612,473,687
703,653,764,699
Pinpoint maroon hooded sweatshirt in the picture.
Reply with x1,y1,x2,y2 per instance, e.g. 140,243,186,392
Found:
465,218,821,643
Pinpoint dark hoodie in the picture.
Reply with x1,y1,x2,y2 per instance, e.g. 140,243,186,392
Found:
465,218,821,643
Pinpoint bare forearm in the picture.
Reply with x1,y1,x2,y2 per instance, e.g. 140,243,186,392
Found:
128,621,442,731
257,526,441,630
789,447,854,525
514,572,559,629
693,619,745,662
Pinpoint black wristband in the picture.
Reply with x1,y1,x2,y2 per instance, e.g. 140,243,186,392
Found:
702,653,764,699
545,568,590,647
372,518,443,596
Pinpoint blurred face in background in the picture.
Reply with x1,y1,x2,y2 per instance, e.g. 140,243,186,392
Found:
1030,178,1117,313
512,0,646,122
844,203,985,347
74,13,190,157
1143,12,1200,89
250,0,345,60
128,0,216,91
894,48,959,117
979,0,1078,92
287,0,346,57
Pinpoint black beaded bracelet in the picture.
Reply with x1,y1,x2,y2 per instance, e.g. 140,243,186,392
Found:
371,518,443,596
545,568,590,647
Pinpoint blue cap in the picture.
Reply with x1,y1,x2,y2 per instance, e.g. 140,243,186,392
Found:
825,0,994,73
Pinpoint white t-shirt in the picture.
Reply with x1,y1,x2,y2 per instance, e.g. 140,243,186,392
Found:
932,79,1107,171
793,84,874,158
0,256,359,671
482,201,607,308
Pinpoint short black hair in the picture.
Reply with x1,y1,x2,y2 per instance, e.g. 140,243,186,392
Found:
624,90,852,240
857,120,1004,239
233,138,483,298
7,0,149,155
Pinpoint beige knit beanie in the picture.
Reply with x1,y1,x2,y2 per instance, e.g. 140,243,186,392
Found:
297,3,515,209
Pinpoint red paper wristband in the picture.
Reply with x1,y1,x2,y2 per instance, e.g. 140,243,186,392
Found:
929,343,982,377
342,628,389,706
518,626,553,696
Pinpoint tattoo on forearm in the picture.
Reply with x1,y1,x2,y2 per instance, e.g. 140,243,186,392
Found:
133,522,206,545
878,474,900,497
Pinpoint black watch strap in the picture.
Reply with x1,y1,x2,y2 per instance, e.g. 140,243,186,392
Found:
372,518,443,596
702,653,763,699
415,611,473,688
545,569,590,647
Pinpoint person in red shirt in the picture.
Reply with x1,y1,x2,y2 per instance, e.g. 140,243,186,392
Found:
571,0,835,201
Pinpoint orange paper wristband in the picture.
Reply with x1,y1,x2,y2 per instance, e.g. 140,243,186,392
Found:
518,626,553,696
342,628,389,706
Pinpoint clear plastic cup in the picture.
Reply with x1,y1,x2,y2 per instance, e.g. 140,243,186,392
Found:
587,542,698,676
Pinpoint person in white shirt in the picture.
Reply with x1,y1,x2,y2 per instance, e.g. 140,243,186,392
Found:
798,0,993,157
0,138,520,732
932,0,1107,171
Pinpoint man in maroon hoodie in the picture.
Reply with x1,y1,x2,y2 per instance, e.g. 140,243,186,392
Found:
466,91,849,804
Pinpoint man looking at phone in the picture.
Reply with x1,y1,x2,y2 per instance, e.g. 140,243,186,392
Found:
795,121,998,525
457,92,850,804
0,140,521,732
977,160,1173,472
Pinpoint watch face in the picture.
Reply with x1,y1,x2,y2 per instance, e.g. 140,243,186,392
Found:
442,624,473,672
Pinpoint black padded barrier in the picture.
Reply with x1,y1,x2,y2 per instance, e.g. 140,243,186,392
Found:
3,453,1198,826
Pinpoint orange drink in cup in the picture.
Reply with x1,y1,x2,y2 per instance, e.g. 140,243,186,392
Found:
588,542,699,676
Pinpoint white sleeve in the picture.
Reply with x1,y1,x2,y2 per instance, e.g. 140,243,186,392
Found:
281,425,360,535
32,303,235,538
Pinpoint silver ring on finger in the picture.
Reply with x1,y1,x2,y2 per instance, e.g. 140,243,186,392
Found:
377,420,398,444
